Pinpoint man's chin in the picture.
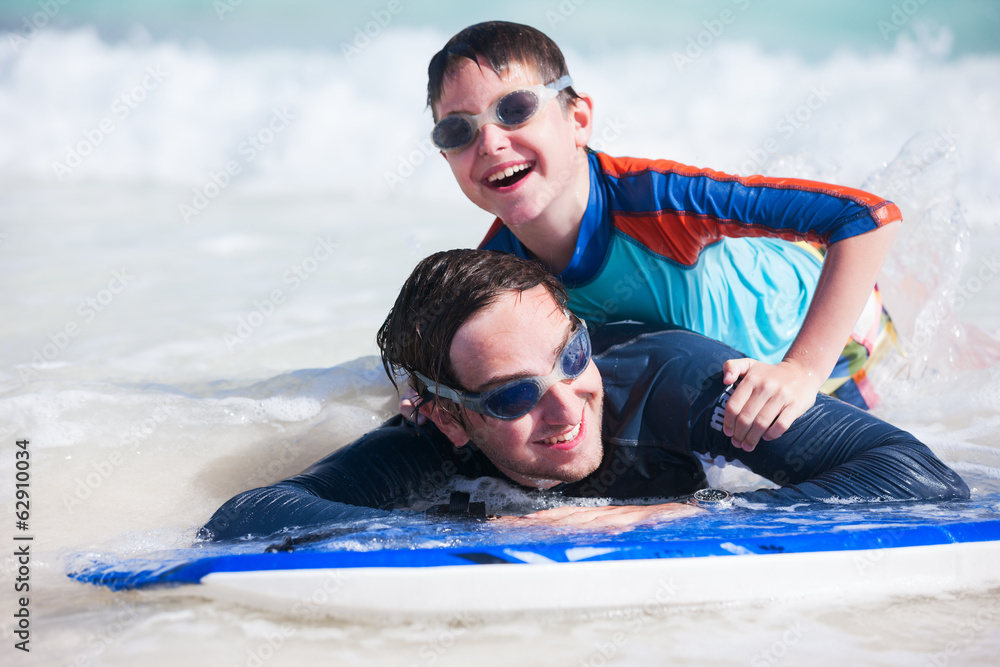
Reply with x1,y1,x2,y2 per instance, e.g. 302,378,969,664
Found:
554,405,604,483
547,437,605,485
498,441,604,489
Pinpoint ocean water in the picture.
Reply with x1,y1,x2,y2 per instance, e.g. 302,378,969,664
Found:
2,1,1000,665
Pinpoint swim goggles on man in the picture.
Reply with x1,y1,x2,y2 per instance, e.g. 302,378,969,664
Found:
431,75,574,152
413,319,591,421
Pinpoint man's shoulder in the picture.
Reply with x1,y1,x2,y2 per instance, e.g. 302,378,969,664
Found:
590,321,737,357
590,322,741,403
303,415,476,475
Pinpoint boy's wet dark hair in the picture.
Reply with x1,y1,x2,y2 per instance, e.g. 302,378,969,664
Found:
377,249,567,402
427,21,580,119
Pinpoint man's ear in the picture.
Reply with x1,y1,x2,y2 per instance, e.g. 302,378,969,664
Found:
418,400,471,448
570,92,595,148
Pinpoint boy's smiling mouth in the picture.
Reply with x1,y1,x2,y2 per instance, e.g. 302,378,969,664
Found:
485,162,533,188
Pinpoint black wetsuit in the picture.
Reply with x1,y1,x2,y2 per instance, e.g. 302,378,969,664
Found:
202,324,969,540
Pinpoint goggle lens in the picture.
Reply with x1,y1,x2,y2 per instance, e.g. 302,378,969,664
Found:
483,383,541,420
561,330,591,377
495,90,539,125
431,116,474,152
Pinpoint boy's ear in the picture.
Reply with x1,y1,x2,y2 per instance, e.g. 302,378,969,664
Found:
419,400,471,448
570,92,595,148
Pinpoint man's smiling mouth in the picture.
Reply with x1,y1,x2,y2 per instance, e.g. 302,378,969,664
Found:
486,162,532,188
537,421,581,445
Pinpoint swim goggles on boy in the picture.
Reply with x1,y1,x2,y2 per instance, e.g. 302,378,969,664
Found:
413,319,591,421
431,75,574,152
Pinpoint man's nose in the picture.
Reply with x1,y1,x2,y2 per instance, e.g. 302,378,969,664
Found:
538,378,584,423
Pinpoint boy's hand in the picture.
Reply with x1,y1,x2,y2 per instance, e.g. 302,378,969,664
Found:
399,387,426,425
721,358,822,452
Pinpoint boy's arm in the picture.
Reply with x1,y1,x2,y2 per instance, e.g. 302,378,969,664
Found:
722,221,901,450
636,162,905,450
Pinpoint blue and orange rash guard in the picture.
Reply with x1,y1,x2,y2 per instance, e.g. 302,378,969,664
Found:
480,150,902,365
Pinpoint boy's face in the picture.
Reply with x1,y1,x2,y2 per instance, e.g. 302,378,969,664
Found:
434,59,592,230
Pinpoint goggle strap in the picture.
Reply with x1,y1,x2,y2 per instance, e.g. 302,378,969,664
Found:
413,371,462,402
547,75,574,92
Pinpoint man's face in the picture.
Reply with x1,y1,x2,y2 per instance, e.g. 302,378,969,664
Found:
434,59,592,230
428,285,604,488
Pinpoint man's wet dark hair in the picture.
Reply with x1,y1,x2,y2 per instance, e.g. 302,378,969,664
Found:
427,20,580,119
377,249,568,402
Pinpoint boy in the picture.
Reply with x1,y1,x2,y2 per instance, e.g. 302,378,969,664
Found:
424,21,901,452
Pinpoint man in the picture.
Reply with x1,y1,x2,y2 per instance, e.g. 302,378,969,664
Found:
201,250,967,541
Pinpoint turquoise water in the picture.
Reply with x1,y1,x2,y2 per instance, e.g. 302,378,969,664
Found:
2,2,1000,666
2,0,999,57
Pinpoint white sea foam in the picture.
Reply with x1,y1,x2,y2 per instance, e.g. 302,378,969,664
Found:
2,27,999,228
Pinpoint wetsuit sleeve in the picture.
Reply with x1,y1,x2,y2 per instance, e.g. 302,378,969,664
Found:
200,416,490,540
615,327,970,503
198,484,386,542
692,390,969,503
596,153,902,264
